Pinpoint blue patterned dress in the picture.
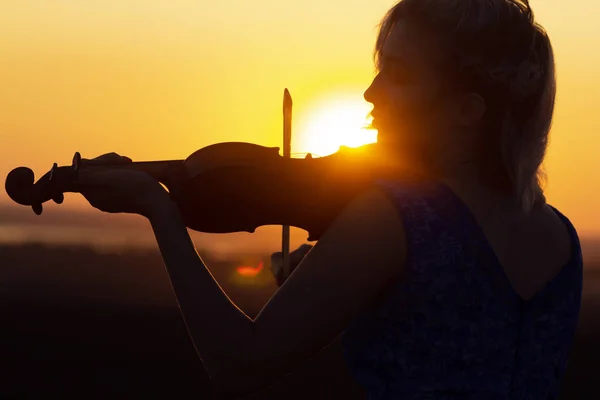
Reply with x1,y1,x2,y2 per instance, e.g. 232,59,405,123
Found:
341,179,583,399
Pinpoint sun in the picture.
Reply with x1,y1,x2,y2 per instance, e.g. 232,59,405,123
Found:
294,96,377,157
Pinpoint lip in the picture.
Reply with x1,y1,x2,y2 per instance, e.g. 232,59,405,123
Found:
370,113,383,124
370,109,383,120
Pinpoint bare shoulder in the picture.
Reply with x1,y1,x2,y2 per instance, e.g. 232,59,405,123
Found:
335,185,404,231
307,185,408,277
326,186,408,270
499,203,573,300
531,204,572,259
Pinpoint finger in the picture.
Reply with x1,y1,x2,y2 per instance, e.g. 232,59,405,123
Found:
82,152,132,165
83,194,117,213
93,153,132,163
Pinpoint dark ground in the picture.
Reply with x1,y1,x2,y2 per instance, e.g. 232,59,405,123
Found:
1,243,599,399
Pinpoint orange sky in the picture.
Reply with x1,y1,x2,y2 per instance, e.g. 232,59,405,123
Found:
0,0,599,238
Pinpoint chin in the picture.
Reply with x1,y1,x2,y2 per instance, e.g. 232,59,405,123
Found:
375,126,402,146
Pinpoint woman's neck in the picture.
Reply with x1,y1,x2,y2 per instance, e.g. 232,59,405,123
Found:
438,156,524,218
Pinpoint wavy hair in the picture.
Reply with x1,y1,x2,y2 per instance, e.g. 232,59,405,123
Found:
376,0,556,213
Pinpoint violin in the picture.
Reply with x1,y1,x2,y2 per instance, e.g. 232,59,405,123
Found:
4,141,386,241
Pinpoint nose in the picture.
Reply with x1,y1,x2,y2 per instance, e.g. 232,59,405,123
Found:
364,73,382,104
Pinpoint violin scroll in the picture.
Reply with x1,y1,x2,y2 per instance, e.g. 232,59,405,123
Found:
5,152,82,215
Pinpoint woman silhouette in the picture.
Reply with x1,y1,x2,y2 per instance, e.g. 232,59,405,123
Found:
73,0,583,398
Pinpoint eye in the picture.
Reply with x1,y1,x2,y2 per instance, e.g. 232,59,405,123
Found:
380,61,412,84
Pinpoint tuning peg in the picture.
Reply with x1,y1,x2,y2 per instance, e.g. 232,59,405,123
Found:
72,152,81,171
31,203,43,215
48,163,58,182
52,193,64,204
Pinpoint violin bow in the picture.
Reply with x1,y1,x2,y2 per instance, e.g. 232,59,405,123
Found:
282,88,292,280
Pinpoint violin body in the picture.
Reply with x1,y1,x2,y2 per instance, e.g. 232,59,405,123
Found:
172,142,378,240
5,142,384,241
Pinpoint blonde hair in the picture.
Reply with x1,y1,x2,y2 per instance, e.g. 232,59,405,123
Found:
376,0,556,213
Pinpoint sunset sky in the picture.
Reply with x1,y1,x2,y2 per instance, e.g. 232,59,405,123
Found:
0,0,599,240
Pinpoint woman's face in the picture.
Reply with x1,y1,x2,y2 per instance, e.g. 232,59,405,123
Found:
365,20,469,171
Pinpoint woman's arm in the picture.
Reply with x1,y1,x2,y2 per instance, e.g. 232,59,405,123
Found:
245,245,363,399
146,187,406,396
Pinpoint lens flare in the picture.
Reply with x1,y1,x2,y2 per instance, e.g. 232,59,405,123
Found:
236,261,264,277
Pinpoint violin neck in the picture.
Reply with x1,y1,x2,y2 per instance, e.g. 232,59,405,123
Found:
92,159,186,183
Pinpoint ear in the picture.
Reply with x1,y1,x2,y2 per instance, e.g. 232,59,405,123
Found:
454,93,486,127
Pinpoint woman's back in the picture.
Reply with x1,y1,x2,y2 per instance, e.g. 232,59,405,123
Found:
341,178,583,399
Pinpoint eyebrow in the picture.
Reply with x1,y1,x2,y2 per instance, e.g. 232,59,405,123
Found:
379,53,409,69
381,54,405,63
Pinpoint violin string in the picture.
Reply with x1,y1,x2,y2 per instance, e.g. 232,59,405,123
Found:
288,152,324,158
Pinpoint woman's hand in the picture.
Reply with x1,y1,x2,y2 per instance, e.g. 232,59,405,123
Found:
72,152,170,217
270,244,314,286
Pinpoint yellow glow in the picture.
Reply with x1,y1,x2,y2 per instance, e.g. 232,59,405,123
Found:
295,95,378,157
0,0,599,242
